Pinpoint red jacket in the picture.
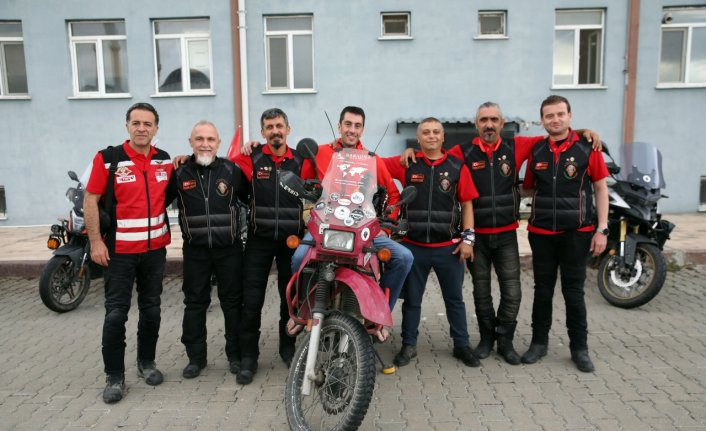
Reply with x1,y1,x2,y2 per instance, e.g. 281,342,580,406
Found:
87,141,173,254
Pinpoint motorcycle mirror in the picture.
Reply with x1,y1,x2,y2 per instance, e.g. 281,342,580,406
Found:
600,141,611,156
279,170,309,200
68,171,79,182
398,186,417,206
296,138,319,160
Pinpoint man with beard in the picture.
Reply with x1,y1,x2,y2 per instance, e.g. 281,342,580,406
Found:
233,108,316,384
401,103,600,365
170,121,248,379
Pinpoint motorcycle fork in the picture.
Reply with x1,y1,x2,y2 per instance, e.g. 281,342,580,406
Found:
617,218,628,260
302,263,335,396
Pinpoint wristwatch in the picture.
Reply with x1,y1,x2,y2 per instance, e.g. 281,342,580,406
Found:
597,227,609,236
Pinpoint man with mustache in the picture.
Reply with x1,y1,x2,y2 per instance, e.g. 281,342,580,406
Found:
170,121,248,379
401,102,600,365
232,108,316,384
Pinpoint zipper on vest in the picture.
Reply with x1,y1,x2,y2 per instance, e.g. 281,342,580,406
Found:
275,167,280,239
489,153,496,227
143,171,152,250
198,170,212,248
551,155,558,231
427,165,435,243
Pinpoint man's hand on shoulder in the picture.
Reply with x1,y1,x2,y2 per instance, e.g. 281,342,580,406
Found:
399,148,417,168
576,129,602,151
241,140,261,156
172,155,189,168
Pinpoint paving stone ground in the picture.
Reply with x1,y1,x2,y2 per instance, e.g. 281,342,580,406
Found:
1,264,705,430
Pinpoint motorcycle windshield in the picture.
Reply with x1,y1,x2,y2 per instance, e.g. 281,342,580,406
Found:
617,142,665,189
312,148,378,228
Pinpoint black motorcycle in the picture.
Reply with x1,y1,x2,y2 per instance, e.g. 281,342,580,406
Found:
591,142,675,308
40,171,102,312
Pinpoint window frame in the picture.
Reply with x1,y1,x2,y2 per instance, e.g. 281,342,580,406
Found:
475,10,508,40
151,18,215,97
68,20,130,99
552,9,606,89
263,15,316,94
379,12,412,40
658,7,706,88
0,21,29,99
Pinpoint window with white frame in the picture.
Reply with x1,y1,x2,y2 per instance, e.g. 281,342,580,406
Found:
477,11,507,38
264,15,314,91
0,21,29,97
659,7,706,85
68,21,129,96
380,12,411,38
553,9,604,87
153,19,213,94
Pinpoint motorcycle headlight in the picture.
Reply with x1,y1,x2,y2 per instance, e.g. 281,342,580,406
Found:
322,229,355,252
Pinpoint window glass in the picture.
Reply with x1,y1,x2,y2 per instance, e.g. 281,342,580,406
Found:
293,34,313,88
659,29,685,83
579,29,601,84
187,39,211,89
71,22,125,37
268,37,287,88
553,30,574,85
688,27,706,83
76,43,98,92
102,40,128,94
478,12,506,36
266,17,312,32
3,44,28,94
668,9,706,24
0,22,22,37
556,10,602,26
154,20,209,35
156,39,183,92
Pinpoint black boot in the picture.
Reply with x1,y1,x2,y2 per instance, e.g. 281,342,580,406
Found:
473,318,495,359
495,324,521,365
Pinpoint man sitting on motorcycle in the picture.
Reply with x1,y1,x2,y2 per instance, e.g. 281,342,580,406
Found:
381,117,481,368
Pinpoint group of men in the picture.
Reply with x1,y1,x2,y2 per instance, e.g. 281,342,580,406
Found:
84,96,609,404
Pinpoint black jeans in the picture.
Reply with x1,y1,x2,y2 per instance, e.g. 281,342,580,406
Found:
102,248,166,374
528,231,592,351
466,230,522,327
239,235,294,360
181,244,243,363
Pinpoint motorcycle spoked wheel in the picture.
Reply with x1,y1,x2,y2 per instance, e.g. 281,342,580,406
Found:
597,243,666,309
39,256,91,313
285,312,376,431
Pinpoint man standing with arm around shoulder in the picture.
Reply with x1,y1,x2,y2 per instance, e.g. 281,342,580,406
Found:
84,102,173,403
520,95,609,372
382,117,480,368
171,121,248,379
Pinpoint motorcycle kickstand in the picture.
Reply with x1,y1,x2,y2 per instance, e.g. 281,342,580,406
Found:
372,341,396,375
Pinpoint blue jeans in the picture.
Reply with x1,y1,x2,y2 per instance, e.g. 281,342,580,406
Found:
290,233,413,311
466,230,521,327
399,242,470,348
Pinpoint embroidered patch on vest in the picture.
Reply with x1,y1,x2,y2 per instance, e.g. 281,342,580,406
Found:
256,167,271,180
182,180,196,190
115,166,135,183
155,170,168,182
499,157,512,177
534,161,549,171
216,179,229,196
564,157,578,180
439,177,452,192
471,161,486,170
410,173,425,183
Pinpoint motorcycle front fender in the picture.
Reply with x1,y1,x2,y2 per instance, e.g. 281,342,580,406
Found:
52,243,86,268
620,233,658,266
335,267,393,327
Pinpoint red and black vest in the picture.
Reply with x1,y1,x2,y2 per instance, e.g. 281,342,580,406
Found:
249,146,304,240
174,157,243,248
99,145,172,254
404,155,463,244
461,139,519,228
528,138,595,231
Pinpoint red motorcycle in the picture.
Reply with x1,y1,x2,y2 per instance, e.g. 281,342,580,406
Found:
279,139,415,431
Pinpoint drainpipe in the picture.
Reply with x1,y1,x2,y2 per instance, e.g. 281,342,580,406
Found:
230,0,250,141
622,0,640,145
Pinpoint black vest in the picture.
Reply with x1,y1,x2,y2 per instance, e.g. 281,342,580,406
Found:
174,157,242,248
528,137,595,231
461,139,519,228
249,146,304,240
404,155,463,243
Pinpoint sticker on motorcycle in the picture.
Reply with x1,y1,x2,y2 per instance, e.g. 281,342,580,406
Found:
351,209,365,221
363,209,376,219
324,206,334,215
344,217,354,226
315,202,325,210
361,227,370,241
330,192,340,201
334,206,350,220
351,192,365,204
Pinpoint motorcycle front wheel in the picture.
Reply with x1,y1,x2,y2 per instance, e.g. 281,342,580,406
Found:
597,243,666,309
39,256,91,313
285,312,376,431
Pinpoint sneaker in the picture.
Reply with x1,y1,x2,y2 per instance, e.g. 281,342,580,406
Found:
393,345,417,367
137,360,164,386
452,346,481,367
102,373,125,404
182,361,206,379
236,357,258,385
570,349,595,373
